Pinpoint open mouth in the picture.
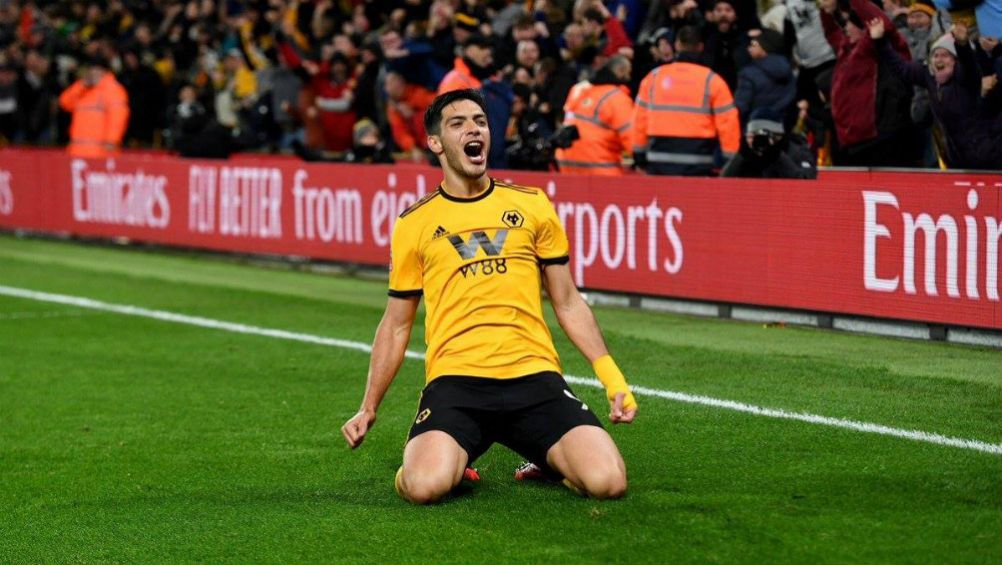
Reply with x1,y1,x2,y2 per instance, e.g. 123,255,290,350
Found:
463,140,486,165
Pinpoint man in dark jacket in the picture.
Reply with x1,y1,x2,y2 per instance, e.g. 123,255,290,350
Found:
703,0,751,90
820,0,920,166
722,107,817,178
735,28,797,125
119,50,166,147
871,20,1002,169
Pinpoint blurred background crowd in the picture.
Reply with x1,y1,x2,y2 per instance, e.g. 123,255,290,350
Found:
0,0,999,175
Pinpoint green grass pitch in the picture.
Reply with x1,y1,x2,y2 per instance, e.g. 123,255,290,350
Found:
0,234,1000,564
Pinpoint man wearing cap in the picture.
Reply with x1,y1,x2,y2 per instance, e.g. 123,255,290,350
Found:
438,35,495,94
438,34,513,169
734,28,796,124
58,55,129,158
901,0,948,166
721,107,817,178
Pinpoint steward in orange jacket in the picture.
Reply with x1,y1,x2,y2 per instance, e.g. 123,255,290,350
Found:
59,58,129,158
632,27,740,176
556,57,634,175
385,72,436,160
437,35,494,94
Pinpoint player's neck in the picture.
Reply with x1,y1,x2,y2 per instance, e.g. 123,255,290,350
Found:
440,172,490,200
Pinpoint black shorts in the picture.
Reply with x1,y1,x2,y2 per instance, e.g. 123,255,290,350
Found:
407,371,603,468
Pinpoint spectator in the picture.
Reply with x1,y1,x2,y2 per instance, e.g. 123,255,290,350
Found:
649,27,677,64
633,27,675,93
555,55,634,175
213,49,257,130
281,38,357,153
702,0,750,90
606,0,648,39
633,26,740,175
516,39,542,76
120,50,167,148
169,83,236,159
870,20,1002,169
735,28,796,123
427,1,458,71
932,0,1002,42
58,55,129,158
439,34,495,93
639,0,703,44
293,118,394,164
385,72,436,162
535,56,580,126
902,0,949,166
784,0,837,106
721,107,818,177
380,27,447,93
580,4,634,58
820,0,919,166
16,49,57,144
0,63,17,144
345,119,394,164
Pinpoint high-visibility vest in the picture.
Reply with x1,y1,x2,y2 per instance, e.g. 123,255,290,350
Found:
555,82,633,176
632,60,740,176
58,74,130,158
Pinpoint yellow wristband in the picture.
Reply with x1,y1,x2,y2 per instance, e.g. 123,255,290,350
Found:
592,355,637,410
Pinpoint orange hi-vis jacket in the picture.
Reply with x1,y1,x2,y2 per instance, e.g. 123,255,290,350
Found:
437,57,482,95
59,73,130,158
632,56,740,175
555,82,634,176
388,83,437,152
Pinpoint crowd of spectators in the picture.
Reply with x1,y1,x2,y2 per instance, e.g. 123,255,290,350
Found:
0,0,999,173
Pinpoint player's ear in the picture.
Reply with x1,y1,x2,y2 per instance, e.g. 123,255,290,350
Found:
427,134,444,155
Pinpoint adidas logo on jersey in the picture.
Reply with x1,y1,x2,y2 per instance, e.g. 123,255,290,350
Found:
432,225,450,239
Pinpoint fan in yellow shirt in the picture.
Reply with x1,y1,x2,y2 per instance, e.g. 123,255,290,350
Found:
341,89,638,504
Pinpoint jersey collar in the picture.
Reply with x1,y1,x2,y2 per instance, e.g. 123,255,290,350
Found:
437,177,495,203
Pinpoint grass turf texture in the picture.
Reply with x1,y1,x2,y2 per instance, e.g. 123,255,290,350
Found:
0,234,1000,565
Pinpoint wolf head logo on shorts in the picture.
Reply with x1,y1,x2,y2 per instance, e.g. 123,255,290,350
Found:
415,408,431,424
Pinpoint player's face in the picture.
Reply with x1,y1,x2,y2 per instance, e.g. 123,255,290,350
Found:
431,99,490,179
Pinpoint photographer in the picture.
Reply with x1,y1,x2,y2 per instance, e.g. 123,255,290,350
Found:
721,108,817,178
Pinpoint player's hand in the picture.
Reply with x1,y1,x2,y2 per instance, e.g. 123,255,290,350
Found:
609,392,637,424
341,409,377,449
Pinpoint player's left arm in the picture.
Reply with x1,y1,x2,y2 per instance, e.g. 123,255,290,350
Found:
542,263,637,423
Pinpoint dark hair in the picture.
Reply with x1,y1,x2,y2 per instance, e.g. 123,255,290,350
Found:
424,89,489,135
582,8,606,24
675,26,703,51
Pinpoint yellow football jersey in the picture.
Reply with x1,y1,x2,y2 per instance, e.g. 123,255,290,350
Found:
388,178,570,383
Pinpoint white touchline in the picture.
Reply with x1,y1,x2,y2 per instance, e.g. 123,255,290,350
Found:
1,284,1000,456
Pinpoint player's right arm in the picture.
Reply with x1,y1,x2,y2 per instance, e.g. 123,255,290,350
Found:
342,215,424,449
341,295,420,449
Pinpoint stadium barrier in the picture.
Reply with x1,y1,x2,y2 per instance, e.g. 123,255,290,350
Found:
0,148,999,332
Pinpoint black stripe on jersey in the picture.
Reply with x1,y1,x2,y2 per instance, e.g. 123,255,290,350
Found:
495,180,540,195
388,289,424,298
538,255,570,265
398,191,442,218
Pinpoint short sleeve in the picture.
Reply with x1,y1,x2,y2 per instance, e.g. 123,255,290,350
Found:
388,219,423,297
534,195,570,265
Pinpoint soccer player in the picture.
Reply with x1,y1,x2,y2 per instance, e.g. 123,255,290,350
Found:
340,89,638,504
